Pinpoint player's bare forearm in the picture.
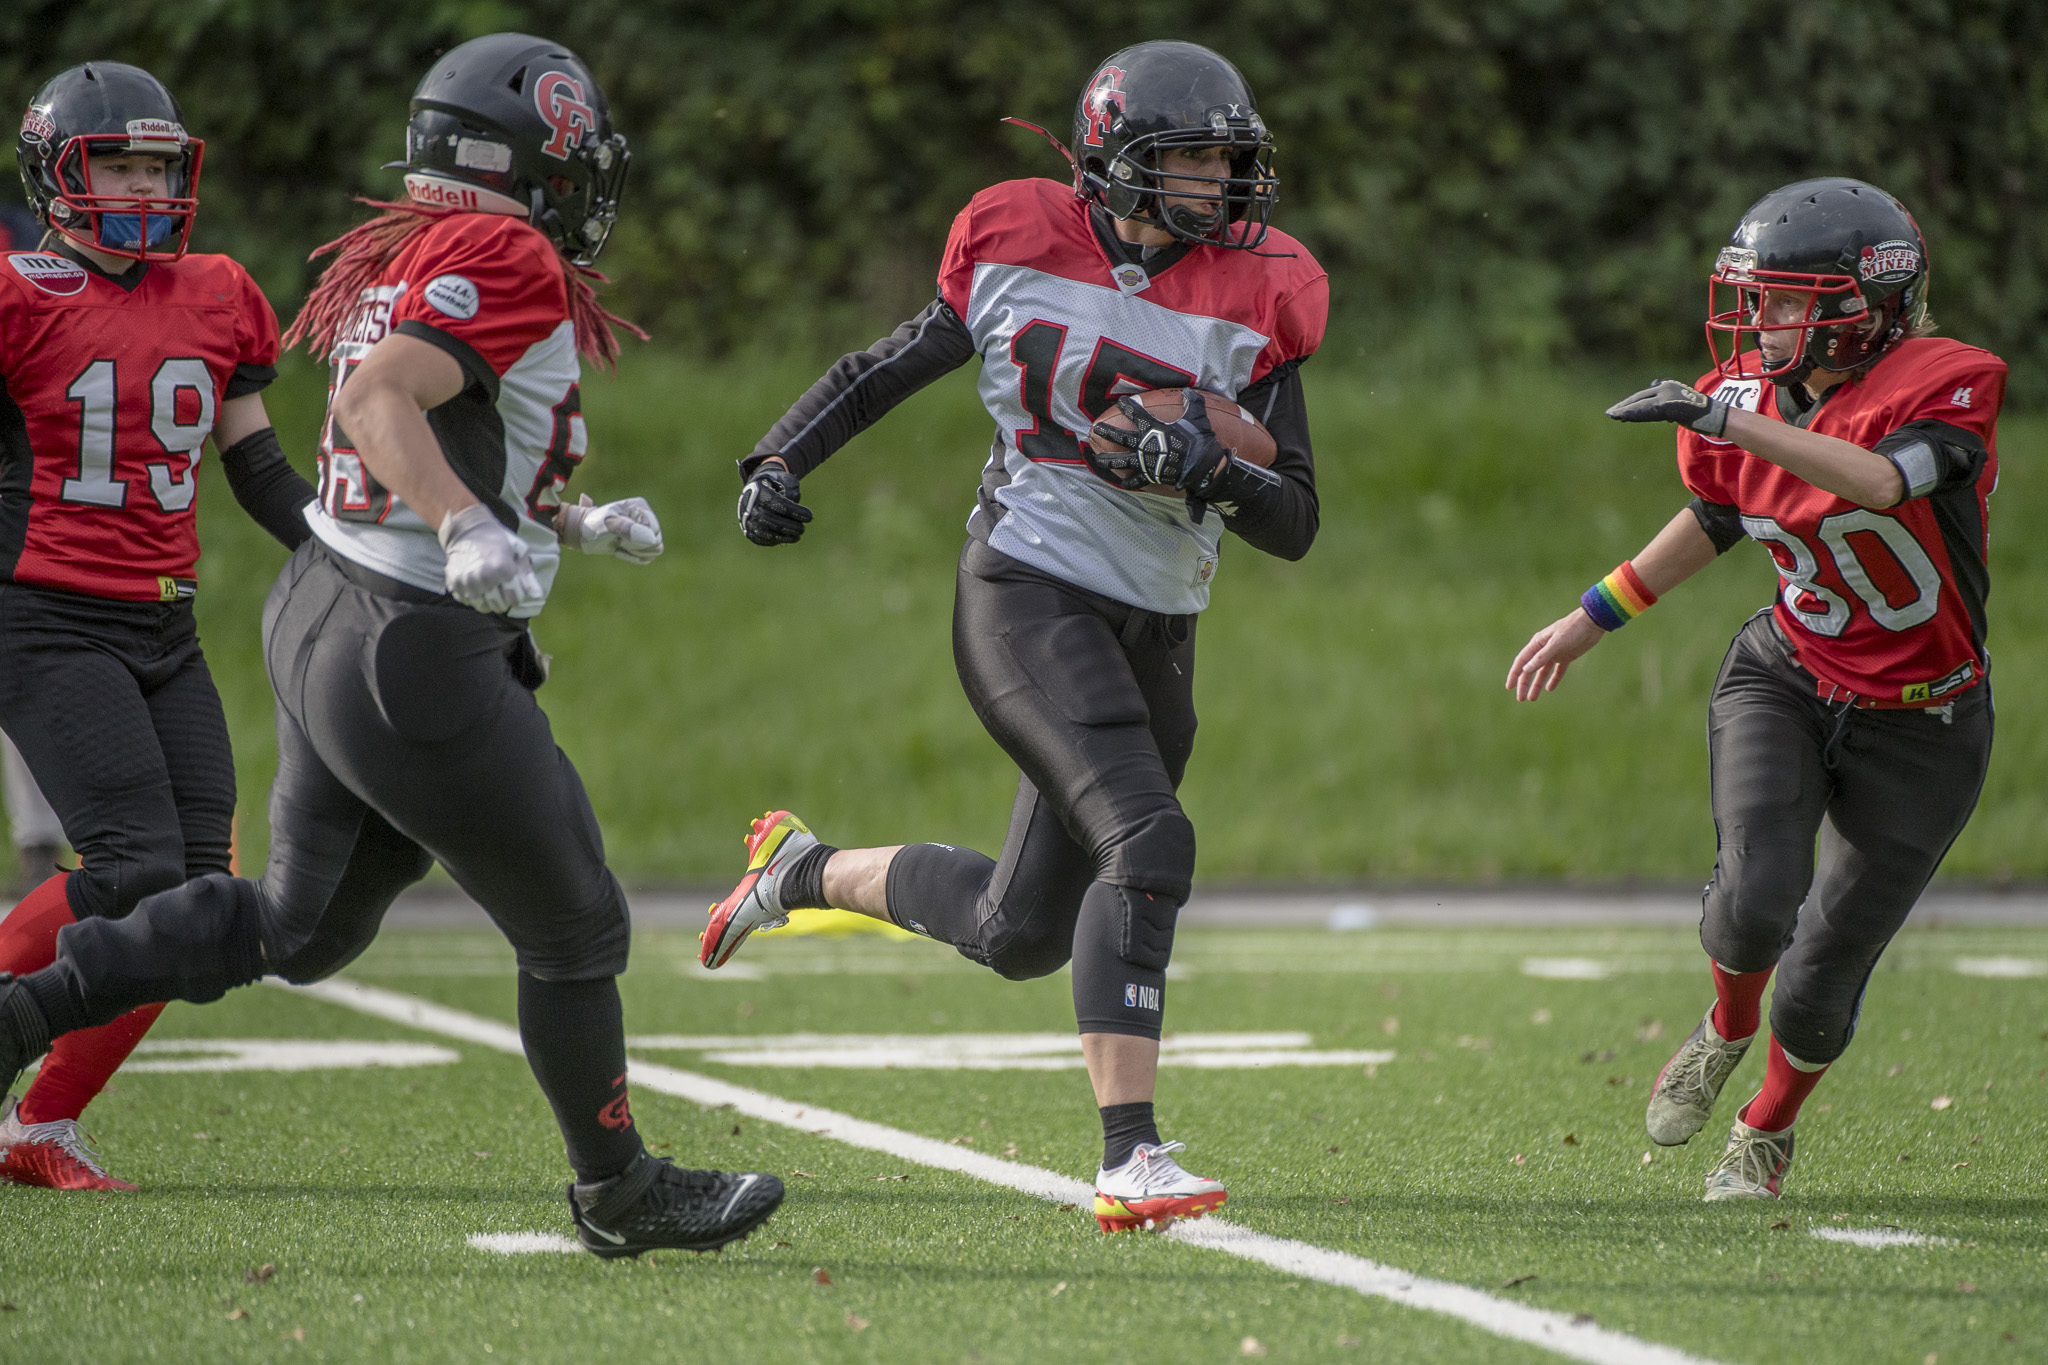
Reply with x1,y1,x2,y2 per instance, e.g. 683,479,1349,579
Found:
1506,509,1716,702
1721,407,1904,508
333,333,474,527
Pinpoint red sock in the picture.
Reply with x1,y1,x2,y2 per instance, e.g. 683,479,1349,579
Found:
1710,960,1771,1041
0,872,75,976
1740,1034,1829,1133
19,1002,168,1123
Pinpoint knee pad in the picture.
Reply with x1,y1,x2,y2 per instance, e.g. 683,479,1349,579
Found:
505,872,633,982
1116,884,1179,972
1070,882,1175,1040
1700,840,1810,974
54,873,263,1025
1097,806,1195,904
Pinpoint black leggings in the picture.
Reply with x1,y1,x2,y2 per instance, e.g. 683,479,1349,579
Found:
1701,613,1993,1063
0,583,234,919
886,539,1197,1039
35,541,642,1178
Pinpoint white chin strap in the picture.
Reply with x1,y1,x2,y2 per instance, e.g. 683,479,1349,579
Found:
403,173,528,219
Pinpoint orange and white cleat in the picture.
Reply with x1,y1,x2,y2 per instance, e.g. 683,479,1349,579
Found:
0,1093,138,1191
1092,1140,1226,1232
700,811,820,969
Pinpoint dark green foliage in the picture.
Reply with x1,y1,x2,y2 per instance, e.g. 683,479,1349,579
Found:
5,2,2041,393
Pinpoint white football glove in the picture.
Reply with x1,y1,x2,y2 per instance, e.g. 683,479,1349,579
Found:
559,493,663,563
438,502,544,614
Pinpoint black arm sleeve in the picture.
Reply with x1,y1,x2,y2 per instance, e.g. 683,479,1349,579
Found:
1215,357,1318,561
1688,495,1746,554
741,297,979,480
1872,418,1989,501
219,426,316,551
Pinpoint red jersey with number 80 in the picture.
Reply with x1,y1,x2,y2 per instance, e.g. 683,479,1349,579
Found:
0,249,279,600
1678,337,2005,704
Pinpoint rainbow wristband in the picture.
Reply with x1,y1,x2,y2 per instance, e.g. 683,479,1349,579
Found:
1580,561,1658,631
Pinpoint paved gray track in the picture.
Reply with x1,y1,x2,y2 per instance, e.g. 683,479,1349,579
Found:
382,883,2048,929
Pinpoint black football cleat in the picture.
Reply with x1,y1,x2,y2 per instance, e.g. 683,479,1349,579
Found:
0,973,55,1098
567,1151,785,1258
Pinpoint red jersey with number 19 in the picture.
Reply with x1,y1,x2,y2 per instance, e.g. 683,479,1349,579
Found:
1678,337,2005,705
0,249,280,600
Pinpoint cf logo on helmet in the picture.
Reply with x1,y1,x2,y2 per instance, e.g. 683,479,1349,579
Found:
1082,65,1127,148
535,71,596,161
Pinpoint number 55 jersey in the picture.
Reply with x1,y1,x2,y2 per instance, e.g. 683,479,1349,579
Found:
0,248,278,600
1679,336,2006,706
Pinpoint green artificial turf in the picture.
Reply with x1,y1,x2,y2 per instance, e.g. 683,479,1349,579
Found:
3,923,2044,1363
121,349,2048,886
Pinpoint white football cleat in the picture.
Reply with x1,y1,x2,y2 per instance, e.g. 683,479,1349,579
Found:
1092,1140,1227,1233
1646,1008,1754,1146
1702,1113,1795,1201
700,810,818,969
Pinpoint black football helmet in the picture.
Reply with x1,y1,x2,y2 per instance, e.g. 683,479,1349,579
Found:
1068,40,1276,250
391,33,629,265
16,61,202,261
1707,177,1929,386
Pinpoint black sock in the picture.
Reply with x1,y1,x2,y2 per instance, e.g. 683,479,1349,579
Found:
516,973,645,1183
776,842,839,911
1100,1101,1160,1170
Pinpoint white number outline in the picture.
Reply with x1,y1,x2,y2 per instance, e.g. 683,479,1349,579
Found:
1743,511,1943,638
59,357,222,513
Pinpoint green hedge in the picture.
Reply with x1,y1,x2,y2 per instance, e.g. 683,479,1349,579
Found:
6,2,2045,398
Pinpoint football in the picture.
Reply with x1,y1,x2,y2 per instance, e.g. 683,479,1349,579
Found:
1087,388,1278,496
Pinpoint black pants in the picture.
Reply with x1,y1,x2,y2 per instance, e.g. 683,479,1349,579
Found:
0,583,234,918
47,540,630,1020
1700,612,1993,1063
34,542,643,1179
887,539,1197,1038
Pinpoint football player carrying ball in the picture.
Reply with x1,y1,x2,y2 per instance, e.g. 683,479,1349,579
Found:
1509,179,2004,1201
0,35,784,1254
704,41,1328,1233
0,62,316,1190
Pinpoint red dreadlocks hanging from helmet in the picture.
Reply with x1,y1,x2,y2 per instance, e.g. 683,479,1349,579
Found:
283,198,646,368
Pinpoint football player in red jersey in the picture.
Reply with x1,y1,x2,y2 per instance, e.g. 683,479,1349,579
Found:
1508,178,2003,1200
0,62,317,1190
700,41,1328,1232
0,34,784,1254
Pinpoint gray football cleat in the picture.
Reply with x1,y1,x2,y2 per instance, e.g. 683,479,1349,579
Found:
1645,1008,1753,1146
1702,1115,1795,1200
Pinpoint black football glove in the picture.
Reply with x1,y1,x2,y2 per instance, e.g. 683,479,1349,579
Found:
1088,390,1233,520
737,465,811,546
1605,379,1730,438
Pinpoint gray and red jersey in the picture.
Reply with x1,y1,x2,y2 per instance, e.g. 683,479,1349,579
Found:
746,178,1328,614
1680,337,2006,705
307,211,585,618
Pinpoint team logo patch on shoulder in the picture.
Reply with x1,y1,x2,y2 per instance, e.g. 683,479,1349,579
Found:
422,273,480,321
7,253,88,296
1858,239,1921,284
1110,262,1151,296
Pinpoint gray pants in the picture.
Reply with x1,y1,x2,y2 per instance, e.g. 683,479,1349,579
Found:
1701,613,1992,1063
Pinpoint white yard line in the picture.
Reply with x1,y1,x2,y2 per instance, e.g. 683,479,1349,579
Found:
276,977,1730,1365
